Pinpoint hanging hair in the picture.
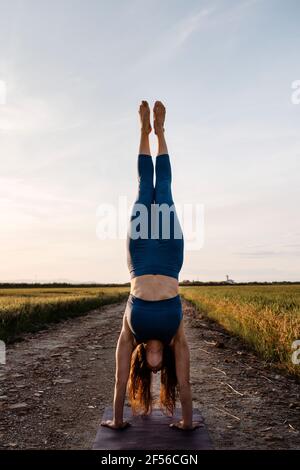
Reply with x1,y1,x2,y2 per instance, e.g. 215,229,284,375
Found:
127,342,178,416
160,343,178,416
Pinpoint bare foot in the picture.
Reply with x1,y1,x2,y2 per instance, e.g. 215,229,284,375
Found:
153,100,166,135
139,100,152,134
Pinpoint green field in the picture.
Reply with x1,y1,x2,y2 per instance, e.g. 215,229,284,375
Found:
1,284,300,376
0,287,129,342
180,285,300,376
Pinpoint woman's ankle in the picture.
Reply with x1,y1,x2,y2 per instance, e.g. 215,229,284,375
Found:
141,128,151,137
155,126,165,137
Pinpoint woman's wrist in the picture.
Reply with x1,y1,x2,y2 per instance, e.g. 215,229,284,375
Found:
182,421,193,429
113,418,124,426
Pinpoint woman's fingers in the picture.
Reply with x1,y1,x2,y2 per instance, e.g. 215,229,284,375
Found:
169,420,183,429
120,420,131,429
169,420,202,430
100,419,113,428
192,421,202,429
100,419,131,430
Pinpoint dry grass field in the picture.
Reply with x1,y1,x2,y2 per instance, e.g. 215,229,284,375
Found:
0,287,129,342
181,285,300,375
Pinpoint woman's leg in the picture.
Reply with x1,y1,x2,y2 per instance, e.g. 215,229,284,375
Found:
135,151,154,209
155,152,173,206
153,101,172,206
154,101,183,249
139,100,152,152
136,101,154,208
127,103,154,276
139,130,151,156
155,144,177,239
153,100,168,156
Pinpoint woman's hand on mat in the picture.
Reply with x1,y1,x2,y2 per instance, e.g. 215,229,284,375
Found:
169,420,202,431
100,419,131,430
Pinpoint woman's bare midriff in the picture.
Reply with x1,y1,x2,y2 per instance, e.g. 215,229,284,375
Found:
130,274,179,301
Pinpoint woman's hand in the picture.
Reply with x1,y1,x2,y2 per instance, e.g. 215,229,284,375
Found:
100,419,131,430
169,420,202,431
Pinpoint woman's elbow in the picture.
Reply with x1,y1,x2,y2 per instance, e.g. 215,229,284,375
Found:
115,376,129,389
177,380,191,392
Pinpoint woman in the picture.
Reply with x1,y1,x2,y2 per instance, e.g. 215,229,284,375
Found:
101,101,200,431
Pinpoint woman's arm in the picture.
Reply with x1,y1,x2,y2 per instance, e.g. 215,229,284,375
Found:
101,314,134,429
171,320,200,430
113,316,134,423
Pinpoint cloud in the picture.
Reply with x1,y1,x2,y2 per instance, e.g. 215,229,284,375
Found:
130,0,262,72
130,6,215,71
0,88,84,134
0,176,92,222
175,7,215,47
235,250,300,258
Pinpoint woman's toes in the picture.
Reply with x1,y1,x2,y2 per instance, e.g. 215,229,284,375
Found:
139,101,150,115
141,100,150,110
154,100,165,108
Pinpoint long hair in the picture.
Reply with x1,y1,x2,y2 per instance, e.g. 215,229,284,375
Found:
127,342,178,416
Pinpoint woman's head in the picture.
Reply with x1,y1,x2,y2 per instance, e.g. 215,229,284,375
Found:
127,340,178,416
145,339,163,372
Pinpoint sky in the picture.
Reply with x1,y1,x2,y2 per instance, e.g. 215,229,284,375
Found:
0,0,299,283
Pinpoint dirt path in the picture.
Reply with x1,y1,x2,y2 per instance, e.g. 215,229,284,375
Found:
0,300,299,449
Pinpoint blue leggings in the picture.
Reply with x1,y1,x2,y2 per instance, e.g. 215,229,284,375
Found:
126,153,184,344
125,293,182,344
127,153,184,280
